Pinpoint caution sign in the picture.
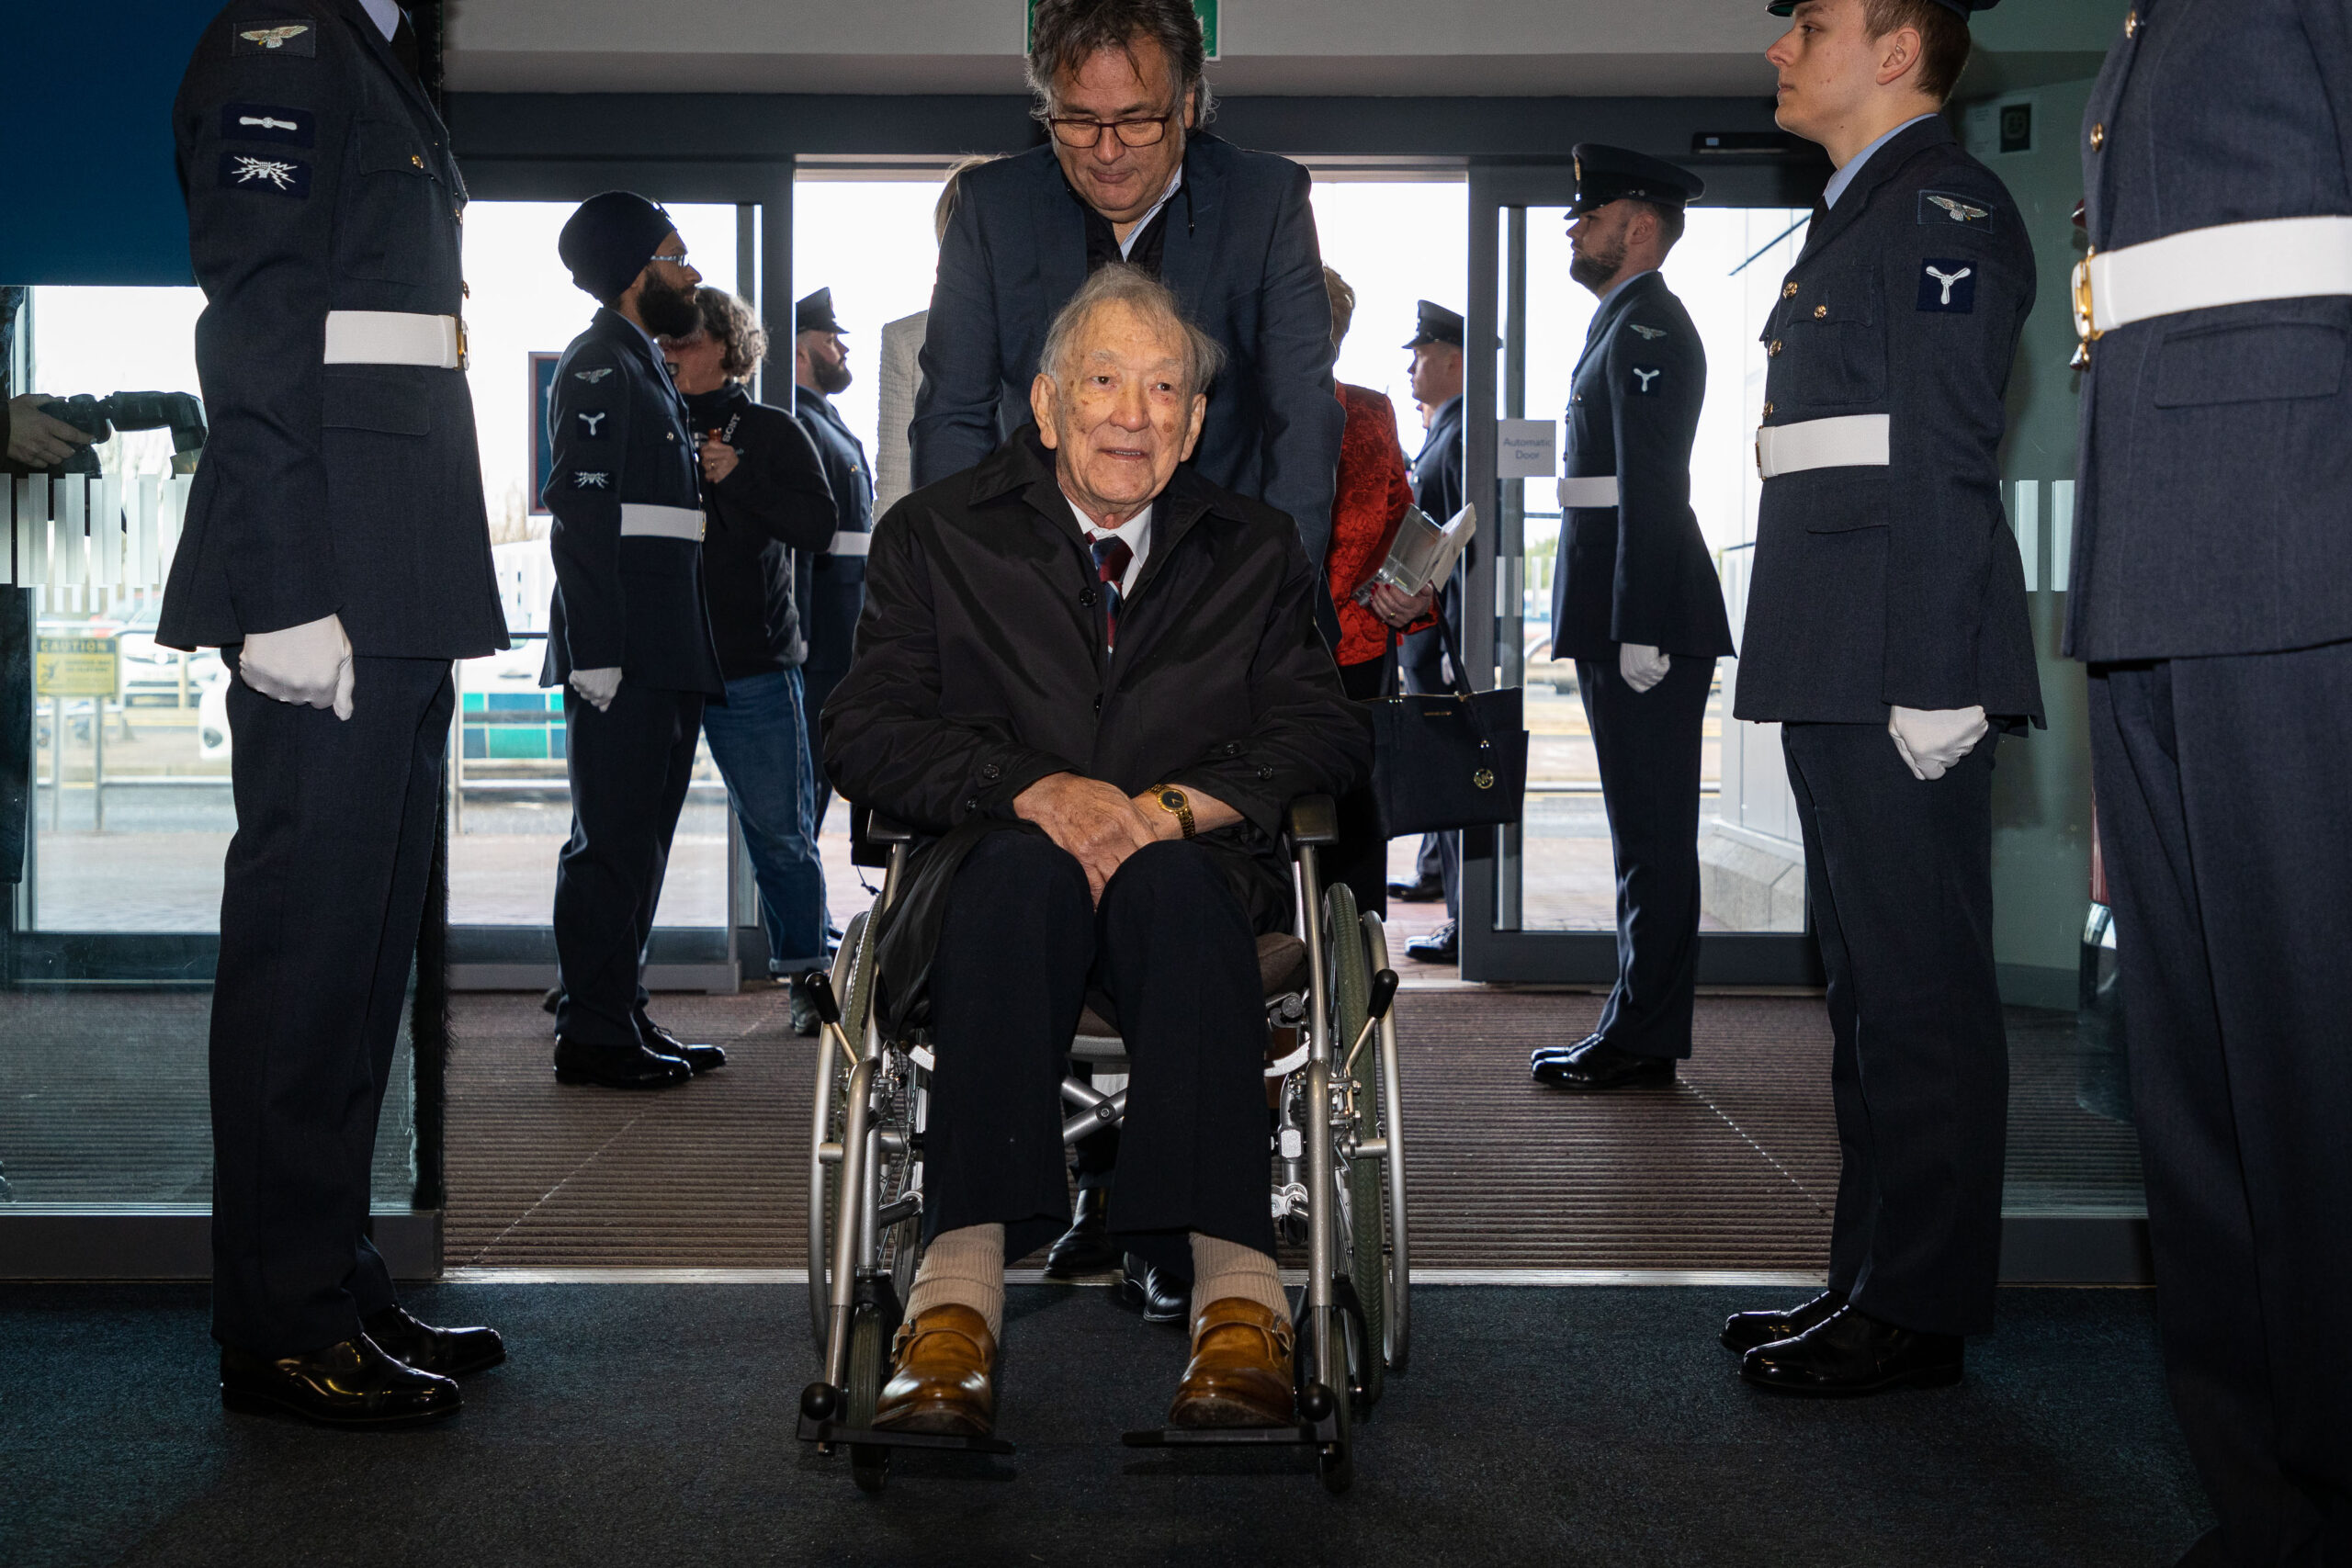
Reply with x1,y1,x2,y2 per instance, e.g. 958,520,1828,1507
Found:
37,636,119,698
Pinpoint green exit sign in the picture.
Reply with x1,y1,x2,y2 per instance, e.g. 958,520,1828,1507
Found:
1027,0,1219,61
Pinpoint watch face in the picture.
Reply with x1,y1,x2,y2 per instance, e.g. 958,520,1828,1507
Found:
1159,789,1185,810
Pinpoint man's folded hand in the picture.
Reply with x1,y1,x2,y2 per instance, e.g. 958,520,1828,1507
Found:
1013,773,1157,904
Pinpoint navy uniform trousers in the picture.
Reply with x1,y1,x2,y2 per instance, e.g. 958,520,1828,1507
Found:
551,682,706,1048
2088,649,2352,1565
1577,650,1714,1057
210,655,452,1354
1781,722,2007,1337
921,831,1279,1277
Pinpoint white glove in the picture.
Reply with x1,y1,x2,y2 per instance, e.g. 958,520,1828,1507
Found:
569,667,622,712
240,613,354,721
1888,705,1989,782
1619,643,1670,694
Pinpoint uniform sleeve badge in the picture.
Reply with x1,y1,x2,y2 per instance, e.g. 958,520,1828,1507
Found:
572,471,612,489
1630,324,1668,341
232,23,315,56
219,152,311,198
1919,192,1994,229
572,367,614,384
576,412,609,438
220,103,315,148
1630,366,1664,395
1917,260,1978,312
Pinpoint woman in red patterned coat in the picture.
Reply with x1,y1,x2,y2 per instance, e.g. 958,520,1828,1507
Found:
1320,265,1435,919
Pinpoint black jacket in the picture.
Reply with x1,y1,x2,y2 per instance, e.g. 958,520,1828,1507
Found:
684,382,836,680
910,136,1344,566
1734,117,2043,726
539,308,723,694
2068,0,2352,662
1551,273,1735,661
821,426,1370,934
794,384,872,680
1410,394,1465,529
161,0,505,659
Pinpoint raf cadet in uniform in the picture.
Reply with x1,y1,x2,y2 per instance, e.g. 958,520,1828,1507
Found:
1394,301,1470,963
544,194,729,1090
1723,0,2041,1396
790,287,875,839
166,0,509,1425
2072,5,2352,1562
1530,147,1736,1094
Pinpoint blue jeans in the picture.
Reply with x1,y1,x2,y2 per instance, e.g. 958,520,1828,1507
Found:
699,667,829,971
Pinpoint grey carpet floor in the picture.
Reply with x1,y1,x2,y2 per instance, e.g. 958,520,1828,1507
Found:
0,1282,2208,1568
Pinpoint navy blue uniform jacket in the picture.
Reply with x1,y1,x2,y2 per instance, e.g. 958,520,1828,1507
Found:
162,0,506,660
2069,0,2352,662
1736,118,2042,726
794,384,872,681
822,427,1369,937
910,136,1344,566
539,309,723,694
1552,273,1736,661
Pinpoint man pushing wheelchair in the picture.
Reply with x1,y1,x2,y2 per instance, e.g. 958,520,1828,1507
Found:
820,265,1369,1436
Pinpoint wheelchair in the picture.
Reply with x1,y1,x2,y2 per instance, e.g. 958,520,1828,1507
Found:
795,796,1411,1495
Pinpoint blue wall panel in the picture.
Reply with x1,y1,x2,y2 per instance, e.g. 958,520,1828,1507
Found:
0,3,219,285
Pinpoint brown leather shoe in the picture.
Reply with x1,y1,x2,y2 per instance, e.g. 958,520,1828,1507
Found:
872,1304,996,1437
1167,1297,1296,1428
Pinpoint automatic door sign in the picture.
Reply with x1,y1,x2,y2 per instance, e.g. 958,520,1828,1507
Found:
37,636,119,698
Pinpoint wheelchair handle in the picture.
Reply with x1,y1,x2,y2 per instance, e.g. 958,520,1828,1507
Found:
1367,970,1399,1023
797,969,843,1028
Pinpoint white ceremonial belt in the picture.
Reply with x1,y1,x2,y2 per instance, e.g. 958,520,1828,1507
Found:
1755,414,1891,480
826,531,871,557
619,503,706,542
2075,215,2352,344
322,310,466,370
1555,475,1621,509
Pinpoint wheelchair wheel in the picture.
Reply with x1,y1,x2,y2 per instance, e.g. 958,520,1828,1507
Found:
1361,911,1410,1374
808,909,881,1355
1323,884,1385,1411
844,1302,890,1494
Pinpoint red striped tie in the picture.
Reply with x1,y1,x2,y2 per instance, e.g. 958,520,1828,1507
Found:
1091,535,1133,649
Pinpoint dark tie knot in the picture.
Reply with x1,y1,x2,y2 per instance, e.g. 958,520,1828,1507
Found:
1091,535,1133,583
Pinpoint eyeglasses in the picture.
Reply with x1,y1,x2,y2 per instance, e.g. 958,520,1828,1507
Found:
650,249,693,269
1046,108,1176,150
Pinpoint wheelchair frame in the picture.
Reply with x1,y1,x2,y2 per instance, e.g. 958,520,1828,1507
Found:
797,796,1409,1494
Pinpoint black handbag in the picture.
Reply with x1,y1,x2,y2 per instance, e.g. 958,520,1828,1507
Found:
1367,613,1528,836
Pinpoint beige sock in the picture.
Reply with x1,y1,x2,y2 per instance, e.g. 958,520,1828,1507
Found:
904,1224,1006,1342
1189,1233,1290,1325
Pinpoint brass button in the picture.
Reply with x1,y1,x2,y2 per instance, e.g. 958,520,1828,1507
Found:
2125,9,2138,36
2091,123,2107,151
1769,340,1783,357
410,154,424,167
1814,305,1828,319
462,281,470,299
1762,401,1776,416
1782,282,1800,299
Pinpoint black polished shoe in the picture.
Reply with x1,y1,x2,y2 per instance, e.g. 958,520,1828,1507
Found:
1386,873,1444,904
1404,920,1458,963
542,985,560,1016
220,1335,460,1427
1740,1303,1963,1396
552,1036,692,1089
1118,1253,1191,1325
1531,1036,1677,1090
362,1305,506,1378
1721,1288,1849,1353
637,1016,726,1074
1044,1187,1121,1278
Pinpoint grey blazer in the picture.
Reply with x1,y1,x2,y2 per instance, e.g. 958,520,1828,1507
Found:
910,135,1343,565
2067,0,2352,663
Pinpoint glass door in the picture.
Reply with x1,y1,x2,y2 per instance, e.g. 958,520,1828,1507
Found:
1460,164,1822,985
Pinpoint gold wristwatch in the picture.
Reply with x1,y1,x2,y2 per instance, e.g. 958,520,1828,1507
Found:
1150,784,1196,840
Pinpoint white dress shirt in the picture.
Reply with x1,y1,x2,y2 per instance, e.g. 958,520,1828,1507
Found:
357,0,401,39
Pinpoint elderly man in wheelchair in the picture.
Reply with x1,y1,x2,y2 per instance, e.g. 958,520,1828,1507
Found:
819,264,1370,1441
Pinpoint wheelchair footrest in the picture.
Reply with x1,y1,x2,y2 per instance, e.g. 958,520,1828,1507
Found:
1120,1413,1339,1449
797,1416,1016,1456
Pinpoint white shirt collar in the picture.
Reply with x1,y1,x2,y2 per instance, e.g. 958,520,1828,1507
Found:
1068,495,1152,597
1824,113,1939,209
1118,167,1185,261
358,0,402,40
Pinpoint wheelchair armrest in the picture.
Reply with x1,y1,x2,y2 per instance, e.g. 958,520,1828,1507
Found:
1285,795,1340,847
865,813,918,845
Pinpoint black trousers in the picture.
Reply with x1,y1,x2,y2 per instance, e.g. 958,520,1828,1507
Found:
923,831,1277,1275
2089,650,2352,1566
801,661,845,836
1782,722,2007,1337
1326,653,1393,922
210,655,452,1354
1399,593,1460,919
1577,650,1713,1058
553,682,704,1047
